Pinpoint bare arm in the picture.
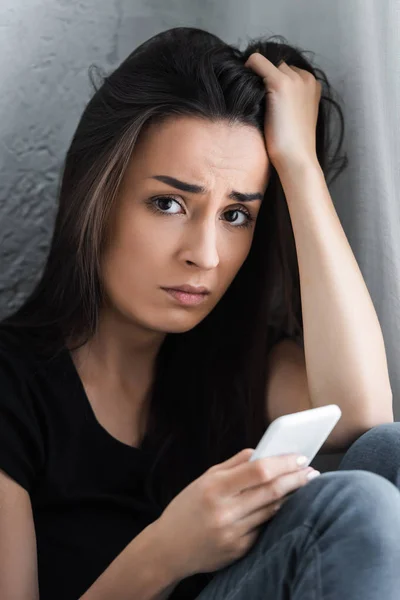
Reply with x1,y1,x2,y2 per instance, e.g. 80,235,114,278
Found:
0,469,40,600
0,468,183,600
278,161,393,425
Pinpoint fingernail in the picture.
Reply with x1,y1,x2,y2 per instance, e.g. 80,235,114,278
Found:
306,470,321,480
296,455,308,466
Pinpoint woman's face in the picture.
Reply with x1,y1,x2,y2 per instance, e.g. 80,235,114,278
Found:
101,116,271,334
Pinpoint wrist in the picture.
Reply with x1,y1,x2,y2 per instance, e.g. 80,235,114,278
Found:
275,159,326,203
146,518,187,585
274,156,323,180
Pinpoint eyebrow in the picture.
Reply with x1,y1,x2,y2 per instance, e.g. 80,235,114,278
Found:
148,175,264,203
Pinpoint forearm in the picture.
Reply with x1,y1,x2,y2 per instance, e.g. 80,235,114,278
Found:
278,161,393,432
79,520,182,600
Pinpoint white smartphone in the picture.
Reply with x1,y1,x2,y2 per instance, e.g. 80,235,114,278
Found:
249,404,342,466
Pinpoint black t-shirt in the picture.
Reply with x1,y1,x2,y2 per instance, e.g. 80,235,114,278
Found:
0,328,214,599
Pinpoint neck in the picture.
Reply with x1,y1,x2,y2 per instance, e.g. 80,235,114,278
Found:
67,305,166,400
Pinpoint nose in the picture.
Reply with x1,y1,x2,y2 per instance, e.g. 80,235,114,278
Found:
179,219,220,270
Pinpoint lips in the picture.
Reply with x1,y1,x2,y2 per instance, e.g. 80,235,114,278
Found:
168,288,207,295
162,285,210,295
162,288,209,306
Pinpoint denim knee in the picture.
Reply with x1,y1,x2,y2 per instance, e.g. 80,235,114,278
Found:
338,422,400,488
300,469,400,558
199,470,400,600
259,468,400,553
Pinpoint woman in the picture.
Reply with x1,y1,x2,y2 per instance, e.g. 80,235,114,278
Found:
0,26,399,600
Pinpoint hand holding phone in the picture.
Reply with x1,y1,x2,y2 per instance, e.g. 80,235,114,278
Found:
155,405,341,581
156,449,321,579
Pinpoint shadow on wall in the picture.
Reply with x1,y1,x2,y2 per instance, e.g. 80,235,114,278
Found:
311,452,345,473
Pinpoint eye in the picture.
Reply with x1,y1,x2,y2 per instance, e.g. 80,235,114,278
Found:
151,196,182,214
147,196,255,229
224,209,254,228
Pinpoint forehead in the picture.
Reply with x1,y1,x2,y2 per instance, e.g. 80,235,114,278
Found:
128,116,271,191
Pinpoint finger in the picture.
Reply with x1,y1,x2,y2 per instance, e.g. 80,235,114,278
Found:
236,467,318,519
277,61,296,77
237,498,285,534
244,52,282,88
290,65,321,91
220,453,307,496
288,65,305,76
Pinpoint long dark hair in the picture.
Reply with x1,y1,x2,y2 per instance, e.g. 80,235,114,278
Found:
0,27,348,512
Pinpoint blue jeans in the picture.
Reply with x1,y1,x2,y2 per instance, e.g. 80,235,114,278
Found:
195,422,400,599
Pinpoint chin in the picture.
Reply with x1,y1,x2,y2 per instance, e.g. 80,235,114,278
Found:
153,311,208,334
162,319,203,334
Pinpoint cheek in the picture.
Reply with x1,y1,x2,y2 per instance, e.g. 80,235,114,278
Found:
225,229,253,264
100,214,172,296
113,210,171,265
219,236,253,285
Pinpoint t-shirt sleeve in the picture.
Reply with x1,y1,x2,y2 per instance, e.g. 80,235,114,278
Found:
0,355,46,493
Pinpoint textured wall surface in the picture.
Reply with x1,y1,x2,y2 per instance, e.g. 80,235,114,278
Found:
1,1,399,416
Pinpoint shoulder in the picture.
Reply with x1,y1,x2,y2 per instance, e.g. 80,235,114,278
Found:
0,327,48,492
0,328,33,381
0,326,49,413
0,325,62,421
0,325,62,377
0,325,84,435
